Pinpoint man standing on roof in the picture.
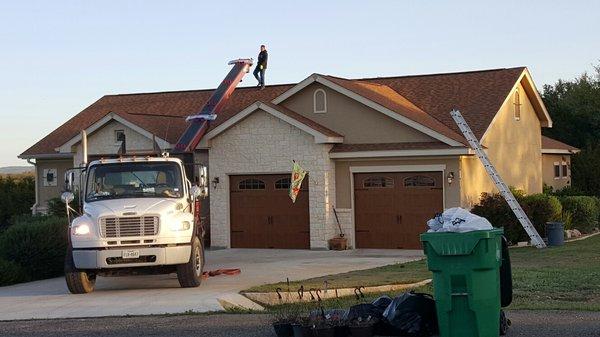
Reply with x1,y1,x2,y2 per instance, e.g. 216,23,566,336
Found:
253,45,268,89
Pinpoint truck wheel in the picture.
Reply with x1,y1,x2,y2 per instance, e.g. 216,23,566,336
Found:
64,248,96,294
177,237,204,288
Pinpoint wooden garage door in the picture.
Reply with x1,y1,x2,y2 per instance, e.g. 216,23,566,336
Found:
354,172,443,249
230,174,309,249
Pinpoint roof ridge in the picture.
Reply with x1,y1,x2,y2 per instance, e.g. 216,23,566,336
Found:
350,66,526,81
105,83,295,97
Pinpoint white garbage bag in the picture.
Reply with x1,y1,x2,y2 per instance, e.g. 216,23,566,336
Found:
427,207,493,233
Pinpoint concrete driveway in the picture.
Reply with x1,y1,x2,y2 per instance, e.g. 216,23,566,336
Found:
0,249,422,321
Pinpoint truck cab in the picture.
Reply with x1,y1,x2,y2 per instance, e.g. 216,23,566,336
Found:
62,155,207,294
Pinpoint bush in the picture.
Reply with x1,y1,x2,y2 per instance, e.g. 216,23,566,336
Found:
471,192,563,244
0,175,35,229
0,258,29,286
0,215,68,281
560,196,600,233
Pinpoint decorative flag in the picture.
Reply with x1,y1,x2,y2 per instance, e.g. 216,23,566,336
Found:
289,161,307,203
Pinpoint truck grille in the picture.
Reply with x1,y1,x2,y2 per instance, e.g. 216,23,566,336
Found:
100,216,159,238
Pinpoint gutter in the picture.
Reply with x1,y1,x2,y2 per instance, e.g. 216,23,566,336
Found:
26,158,39,214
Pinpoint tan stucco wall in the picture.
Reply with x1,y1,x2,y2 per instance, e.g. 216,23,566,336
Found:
35,158,73,213
281,83,436,144
73,120,155,167
542,154,572,191
460,83,543,207
208,109,337,249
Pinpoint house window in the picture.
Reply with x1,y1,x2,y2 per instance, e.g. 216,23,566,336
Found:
363,177,394,188
553,162,561,179
275,177,291,190
513,90,521,121
404,175,435,187
313,89,327,113
238,178,265,190
562,161,569,179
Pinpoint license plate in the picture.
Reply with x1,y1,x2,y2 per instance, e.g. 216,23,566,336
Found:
122,250,140,259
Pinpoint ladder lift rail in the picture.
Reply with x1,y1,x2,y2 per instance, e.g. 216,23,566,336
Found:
174,59,253,153
450,109,546,248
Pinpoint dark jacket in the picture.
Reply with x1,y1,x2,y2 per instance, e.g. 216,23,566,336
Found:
257,50,268,69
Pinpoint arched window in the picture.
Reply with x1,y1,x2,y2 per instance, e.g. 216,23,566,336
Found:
275,177,291,190
238,178,265,190
363,176,394,188
404,175,435,187
313,89,327,113
513,90,521,121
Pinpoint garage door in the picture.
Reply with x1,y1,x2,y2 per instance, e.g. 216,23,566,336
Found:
354,172,443,249
230,174,310,249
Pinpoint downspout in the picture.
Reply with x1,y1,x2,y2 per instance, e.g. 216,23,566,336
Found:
26,158,39,214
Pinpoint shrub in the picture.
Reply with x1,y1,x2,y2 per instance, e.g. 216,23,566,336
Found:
560,196,600,233
0,215,68,281
471,192,563,244
0,258,29,286
0,175,35,225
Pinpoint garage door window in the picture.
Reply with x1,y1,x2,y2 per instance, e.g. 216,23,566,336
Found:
275,177,291,189
363,176,394,188
238,178,265,190
404,175,435,187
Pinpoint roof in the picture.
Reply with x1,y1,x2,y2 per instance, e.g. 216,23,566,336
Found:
541,136,579,153
21,67,535,157
20,84,293,157
357,67,528,140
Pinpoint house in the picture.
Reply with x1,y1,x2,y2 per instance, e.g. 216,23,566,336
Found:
541,135,579,191
19,67,579,250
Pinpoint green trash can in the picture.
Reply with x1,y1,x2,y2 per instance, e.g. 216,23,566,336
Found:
421,229,503,337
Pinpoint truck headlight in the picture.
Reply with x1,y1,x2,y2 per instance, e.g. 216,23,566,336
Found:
170,221,191,231
72,224,91,236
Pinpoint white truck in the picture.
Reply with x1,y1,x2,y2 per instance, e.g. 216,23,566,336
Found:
62,156,208,293
60,59,253,294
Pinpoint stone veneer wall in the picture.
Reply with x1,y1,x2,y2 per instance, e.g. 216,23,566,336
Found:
208,110,337,249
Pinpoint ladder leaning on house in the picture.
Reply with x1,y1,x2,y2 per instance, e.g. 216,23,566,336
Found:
450,109,547,249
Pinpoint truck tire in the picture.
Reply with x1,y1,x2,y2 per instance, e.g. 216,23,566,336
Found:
64,247,96,294
177,237,204,288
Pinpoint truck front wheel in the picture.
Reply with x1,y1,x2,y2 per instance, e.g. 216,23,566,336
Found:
177,237,204,288
64,248,96,294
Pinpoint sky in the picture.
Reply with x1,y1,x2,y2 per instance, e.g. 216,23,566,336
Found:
0,0,598,166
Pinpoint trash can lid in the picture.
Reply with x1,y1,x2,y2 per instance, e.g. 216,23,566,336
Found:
420,228,503,256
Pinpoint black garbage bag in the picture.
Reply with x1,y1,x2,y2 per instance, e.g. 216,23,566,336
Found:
500,235,513,307
372,295,393,311
381,292,438,337
344,303,385,321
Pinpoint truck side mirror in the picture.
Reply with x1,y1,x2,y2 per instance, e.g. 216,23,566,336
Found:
197,166,208,188
191,185,208,199
64,170,76,192
61,191,75,204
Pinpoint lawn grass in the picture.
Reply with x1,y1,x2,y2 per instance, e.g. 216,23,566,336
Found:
244,259,430,293
251,234,600,312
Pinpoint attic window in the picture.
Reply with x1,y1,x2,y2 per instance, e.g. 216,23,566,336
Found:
313,89,327,113
513,90,521,121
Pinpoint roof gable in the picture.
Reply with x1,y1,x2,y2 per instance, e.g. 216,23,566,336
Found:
204,101,343,144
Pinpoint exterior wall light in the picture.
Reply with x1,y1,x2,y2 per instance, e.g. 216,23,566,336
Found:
447,172,455,185
212,177,220,189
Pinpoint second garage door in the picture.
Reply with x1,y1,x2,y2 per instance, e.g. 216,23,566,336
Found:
354,172,443,249
230,174,310,249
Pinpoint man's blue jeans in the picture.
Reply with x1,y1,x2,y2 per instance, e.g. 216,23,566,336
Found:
253,66,265,86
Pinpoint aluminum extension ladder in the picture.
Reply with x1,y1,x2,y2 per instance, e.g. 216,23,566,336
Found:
450,109,546,248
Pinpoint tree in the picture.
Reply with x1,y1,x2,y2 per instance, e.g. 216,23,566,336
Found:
542,64,600,197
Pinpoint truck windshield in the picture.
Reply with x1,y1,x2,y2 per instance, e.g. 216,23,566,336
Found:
86,162,184,202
